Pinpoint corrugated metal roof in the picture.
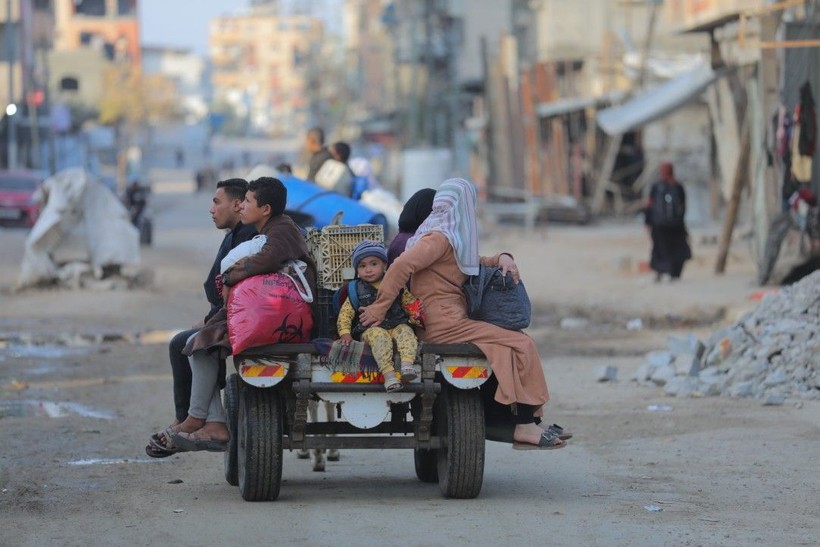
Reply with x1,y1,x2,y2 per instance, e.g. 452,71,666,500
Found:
596,64,720,135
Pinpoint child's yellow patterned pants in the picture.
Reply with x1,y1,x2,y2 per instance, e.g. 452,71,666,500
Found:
360,323,418,375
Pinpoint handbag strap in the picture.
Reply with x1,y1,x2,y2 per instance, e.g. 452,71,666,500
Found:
280,260,314,303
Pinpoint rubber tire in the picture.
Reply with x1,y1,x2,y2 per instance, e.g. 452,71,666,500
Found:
223,373,239,486
237,385,283,501
435,385,485,499
414,448,439,483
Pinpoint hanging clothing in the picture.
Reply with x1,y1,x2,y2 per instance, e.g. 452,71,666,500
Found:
791,81,817,183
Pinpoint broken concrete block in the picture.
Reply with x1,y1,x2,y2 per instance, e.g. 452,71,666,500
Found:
560,317,588,330
633,362,655,382
650,364,676,386
646,350,674,368
728,381,756,398
667,333,704,355
762,395,786,406
595,365,618,383
664,376,699,397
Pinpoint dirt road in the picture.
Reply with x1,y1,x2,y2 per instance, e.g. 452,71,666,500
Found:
1,175,818,546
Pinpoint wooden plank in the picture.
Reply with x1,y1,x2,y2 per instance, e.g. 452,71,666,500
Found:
551,119,569,195
715,117,751,274
591,133,623,214
520,68,541,197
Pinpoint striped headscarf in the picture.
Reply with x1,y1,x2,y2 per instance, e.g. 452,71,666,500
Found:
406,178,479,276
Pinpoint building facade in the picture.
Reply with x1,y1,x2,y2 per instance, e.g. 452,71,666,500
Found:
49,0,140,107
209,8,324,135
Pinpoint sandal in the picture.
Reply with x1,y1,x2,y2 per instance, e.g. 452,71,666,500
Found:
512,430,567,451
384,371,402,392
145,427,184,457
400,364,418,382
145,442,178,458
545,423,573,441
171,430,229,453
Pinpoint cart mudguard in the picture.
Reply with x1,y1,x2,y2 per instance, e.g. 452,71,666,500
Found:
438,355,491,389
233,355,289,388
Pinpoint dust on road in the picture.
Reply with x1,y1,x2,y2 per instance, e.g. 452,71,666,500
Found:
1,185,818,547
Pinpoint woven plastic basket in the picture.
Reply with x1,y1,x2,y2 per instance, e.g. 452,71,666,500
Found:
306,224,384,290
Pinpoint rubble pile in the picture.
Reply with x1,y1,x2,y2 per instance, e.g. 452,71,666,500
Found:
634,270,820,402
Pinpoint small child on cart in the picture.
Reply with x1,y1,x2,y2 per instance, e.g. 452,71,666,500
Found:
336,240,424,391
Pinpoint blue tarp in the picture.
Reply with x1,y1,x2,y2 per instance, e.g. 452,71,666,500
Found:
244,166,387,232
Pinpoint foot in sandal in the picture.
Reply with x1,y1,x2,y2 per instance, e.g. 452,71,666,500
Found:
512,422,567,450
383,370,402,392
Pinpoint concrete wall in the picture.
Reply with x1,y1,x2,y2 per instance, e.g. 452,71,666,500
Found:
49,49,109,106
449,0,513,84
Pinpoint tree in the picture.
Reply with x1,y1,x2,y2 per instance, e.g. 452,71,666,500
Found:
97,65,178,127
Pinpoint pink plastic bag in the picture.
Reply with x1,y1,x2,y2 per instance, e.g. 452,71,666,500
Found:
227,272,313,354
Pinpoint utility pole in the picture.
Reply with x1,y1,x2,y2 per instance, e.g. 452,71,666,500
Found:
638,0,662,89
5,0,18,169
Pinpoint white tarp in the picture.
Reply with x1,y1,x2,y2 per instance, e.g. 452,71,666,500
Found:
596,64,719,136
17,168,140,288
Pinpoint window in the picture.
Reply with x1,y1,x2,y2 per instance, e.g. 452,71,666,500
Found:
60,77,79,91
117,0,136,16
74,0,106,17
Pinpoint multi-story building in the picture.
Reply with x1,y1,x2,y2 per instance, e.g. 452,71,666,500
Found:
142,45,208,121
209,6,324,135
49,0,140,107
1,0,56,168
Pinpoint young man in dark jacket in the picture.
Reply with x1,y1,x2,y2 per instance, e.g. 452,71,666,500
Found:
146,178,256,457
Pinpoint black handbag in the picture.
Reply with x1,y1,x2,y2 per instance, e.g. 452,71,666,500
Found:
462,265,531,330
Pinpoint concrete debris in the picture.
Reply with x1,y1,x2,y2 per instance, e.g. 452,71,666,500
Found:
626,318,643,331
595,365,618,382
560,317,589,330
634,270,820,401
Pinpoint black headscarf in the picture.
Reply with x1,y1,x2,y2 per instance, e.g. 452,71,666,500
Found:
398,188,436,233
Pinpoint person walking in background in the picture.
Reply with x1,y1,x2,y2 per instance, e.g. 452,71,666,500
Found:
305,127,333,182
644,162,692,282
387,188,436,265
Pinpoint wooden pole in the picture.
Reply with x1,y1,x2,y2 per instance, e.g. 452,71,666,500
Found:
519,68,540,196
591,133,623,214
715,117,751,274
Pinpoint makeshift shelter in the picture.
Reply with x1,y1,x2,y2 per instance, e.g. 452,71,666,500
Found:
591,64,722,215
18,168,140,289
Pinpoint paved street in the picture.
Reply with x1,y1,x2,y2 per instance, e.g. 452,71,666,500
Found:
0,167,818,547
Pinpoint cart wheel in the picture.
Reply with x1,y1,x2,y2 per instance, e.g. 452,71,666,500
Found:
237,385,283,501
435,385,485,499
223,373,239,486
414,448,439,483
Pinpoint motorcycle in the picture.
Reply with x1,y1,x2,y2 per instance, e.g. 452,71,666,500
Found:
123,182,153,246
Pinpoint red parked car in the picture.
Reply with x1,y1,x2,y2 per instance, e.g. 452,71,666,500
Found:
0,169,47,227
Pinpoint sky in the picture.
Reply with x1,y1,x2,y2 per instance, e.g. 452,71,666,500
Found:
140,0,249,55
139,0,340,56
